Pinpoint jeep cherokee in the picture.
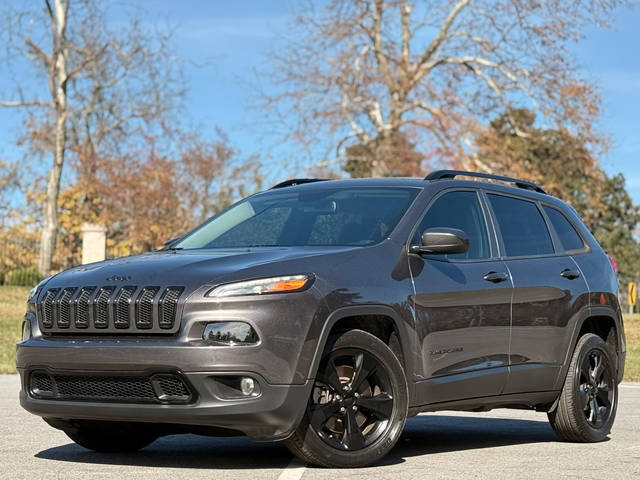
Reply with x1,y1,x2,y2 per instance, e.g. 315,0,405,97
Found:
17,170,625,467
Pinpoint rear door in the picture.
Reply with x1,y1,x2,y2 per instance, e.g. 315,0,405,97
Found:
409,189,512,405
485,193,589,394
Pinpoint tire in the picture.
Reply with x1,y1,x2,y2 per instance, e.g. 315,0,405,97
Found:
65,422,158,452
548,333,618,442
285,329,409,468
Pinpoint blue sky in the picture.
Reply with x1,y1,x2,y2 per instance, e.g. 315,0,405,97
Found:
1,1,639,200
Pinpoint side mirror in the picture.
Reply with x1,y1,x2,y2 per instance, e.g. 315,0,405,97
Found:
410,227,469,255
163,236,182,249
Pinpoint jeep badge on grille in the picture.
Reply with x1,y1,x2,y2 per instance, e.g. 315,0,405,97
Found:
106,275,132,282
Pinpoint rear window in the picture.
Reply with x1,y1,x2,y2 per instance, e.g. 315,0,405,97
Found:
543,205,585,251
488,194,554,257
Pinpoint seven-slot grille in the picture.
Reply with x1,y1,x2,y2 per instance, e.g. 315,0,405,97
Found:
37,285,184,334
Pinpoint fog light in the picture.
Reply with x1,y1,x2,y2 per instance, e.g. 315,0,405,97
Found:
240,377,256,396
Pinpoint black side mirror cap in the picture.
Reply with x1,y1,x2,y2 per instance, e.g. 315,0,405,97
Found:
410,227,469,255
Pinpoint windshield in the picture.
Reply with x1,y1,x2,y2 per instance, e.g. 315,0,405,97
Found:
174,186,420,249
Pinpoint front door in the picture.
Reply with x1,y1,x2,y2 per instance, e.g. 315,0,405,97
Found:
409,190,512,405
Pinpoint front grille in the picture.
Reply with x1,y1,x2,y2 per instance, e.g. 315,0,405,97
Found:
74,287,95,328
29,371,193,404
40,289,59,328
136,287,159,329
94,286,115,329
56,288,76,328
37,284,185,334
114,286,136,329
158,287,184,330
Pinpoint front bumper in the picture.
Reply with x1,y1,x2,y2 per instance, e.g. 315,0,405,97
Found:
18,369,311,441
16,315,314,441
17,283,327,440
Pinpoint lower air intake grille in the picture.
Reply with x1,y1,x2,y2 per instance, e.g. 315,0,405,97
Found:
31,372,54,394
28,371,193,404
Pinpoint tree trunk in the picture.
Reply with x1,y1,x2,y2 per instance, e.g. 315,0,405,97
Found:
38,113,66,275
38,0,68,276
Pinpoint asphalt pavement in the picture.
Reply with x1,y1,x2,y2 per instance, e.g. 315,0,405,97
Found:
1,375,638,480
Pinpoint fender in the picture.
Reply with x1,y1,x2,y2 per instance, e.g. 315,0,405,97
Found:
305,304,416,398
553,305,625,391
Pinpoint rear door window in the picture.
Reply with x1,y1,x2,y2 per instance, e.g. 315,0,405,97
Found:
542,205,585,252
488,194,554,257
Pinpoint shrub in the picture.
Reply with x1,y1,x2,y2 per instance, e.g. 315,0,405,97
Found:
6,268,44,287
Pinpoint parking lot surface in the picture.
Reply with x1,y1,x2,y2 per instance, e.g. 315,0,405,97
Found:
1,375,638,479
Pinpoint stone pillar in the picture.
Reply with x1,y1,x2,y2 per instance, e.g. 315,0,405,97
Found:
81,223,107,264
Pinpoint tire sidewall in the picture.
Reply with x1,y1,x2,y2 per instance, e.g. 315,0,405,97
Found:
296,329,409,467
569,334,618,441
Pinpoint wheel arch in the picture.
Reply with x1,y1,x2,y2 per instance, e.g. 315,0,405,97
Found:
555,306,625,389
306,305,413,392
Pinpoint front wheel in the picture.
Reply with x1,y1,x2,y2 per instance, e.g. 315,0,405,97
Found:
285,329,408,468
548,333,618,442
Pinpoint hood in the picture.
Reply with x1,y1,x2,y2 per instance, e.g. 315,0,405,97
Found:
46,246,359,292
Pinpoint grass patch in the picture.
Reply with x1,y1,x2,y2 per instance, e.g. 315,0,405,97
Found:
0,286,29,374
623,314,640,382
0,285,639,381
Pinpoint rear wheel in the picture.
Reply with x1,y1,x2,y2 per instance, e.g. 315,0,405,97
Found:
64,422,158,452
548,333,618,442
285,329,408,468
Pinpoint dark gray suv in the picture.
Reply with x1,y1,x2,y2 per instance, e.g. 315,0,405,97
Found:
17,170,625,467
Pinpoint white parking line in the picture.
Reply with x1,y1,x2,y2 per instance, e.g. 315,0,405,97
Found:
620,384,640,388
277,458,306,480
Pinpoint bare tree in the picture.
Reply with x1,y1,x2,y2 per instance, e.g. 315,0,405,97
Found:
0,159,20,224
260,0,624,176
0,0,183,274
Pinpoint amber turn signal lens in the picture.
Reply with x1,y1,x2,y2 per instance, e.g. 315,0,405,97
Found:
268,278,309,292
206,274,314,297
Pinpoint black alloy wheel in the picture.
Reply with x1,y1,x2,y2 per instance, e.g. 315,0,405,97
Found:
285,329,408,468
578,348,614,429
548,333,618,442
310,348,394,451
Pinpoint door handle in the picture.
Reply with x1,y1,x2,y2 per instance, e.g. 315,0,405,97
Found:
561,268,580,280
483,271,509,283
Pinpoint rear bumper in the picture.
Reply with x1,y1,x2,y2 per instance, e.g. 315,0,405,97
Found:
18,368,311,441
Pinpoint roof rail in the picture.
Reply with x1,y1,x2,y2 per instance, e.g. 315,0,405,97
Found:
424,170,547,194
270,178,327,189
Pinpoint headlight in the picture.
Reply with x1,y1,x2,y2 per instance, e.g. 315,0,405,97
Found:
28,285,39,300
206,274,313,298
28,276,52,301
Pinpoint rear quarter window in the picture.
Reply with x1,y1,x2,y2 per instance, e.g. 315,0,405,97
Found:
542,205,585,251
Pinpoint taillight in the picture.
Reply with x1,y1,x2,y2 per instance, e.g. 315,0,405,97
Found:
609,256,618,275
